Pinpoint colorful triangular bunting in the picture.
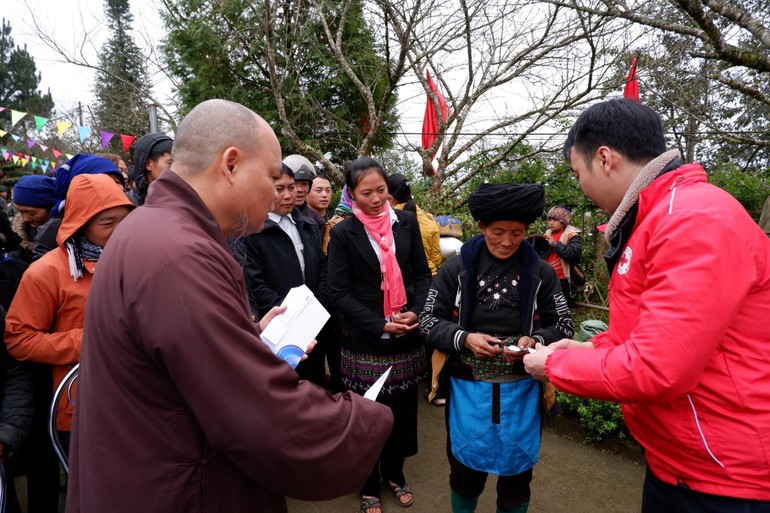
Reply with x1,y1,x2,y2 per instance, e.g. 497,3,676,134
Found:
77,126,91,143
11,110,26,127
57,121,72,136
100,131,115,149
34,116,49,133
120,134,136,152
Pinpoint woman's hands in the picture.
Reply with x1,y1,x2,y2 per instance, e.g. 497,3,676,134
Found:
384,311,419,335
500,335,536,363
464,333,504,359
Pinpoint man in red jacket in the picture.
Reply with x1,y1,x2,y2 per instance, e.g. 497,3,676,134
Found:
524,99,770,513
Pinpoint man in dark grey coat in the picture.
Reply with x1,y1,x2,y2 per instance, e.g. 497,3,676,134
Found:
240,163,329,386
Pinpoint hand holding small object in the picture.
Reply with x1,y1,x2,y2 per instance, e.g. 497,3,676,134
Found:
523,343,554,382
502,335,536,362
464,333,503,359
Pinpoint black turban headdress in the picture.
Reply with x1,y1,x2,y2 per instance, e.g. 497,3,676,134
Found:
467,183,544,225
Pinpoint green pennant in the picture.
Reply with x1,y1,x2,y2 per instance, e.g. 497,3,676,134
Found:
34,116,49,133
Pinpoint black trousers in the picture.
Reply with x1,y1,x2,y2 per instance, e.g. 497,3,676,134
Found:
361,386,418,498
447,439,532,511
642,467,770,513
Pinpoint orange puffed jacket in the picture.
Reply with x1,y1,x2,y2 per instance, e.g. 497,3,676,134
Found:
5,174,134,431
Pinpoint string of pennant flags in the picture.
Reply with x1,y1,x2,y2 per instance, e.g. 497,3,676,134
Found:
0,105,137,173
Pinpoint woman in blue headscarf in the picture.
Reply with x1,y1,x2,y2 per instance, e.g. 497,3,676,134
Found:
10,175,57,263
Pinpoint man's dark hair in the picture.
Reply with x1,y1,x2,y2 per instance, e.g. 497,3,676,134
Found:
563,99,666,165
280,163,295,179
148,139,173,162
344,157,387,193
313,173,331,184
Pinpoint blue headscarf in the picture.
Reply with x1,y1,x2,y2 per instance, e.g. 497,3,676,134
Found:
13,175,57,209
52,154,124,215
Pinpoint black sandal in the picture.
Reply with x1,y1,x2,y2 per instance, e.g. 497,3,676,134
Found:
361,496,382,513
388,482,414,508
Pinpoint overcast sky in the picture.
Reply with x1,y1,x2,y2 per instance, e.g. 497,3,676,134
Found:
3,0,532,156
3,0,169,117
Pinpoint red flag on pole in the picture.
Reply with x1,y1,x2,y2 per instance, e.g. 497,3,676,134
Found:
623,57,640,102
422,70,448,174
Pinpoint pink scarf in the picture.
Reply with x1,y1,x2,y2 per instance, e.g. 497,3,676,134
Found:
352,202,407,317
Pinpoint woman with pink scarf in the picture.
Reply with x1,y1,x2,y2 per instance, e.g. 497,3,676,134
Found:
327,157,432,513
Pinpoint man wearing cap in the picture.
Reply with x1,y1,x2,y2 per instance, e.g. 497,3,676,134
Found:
524,99,770,512
283,154,327,234
127,133,173,206
32,154,127,259
419,183,573,513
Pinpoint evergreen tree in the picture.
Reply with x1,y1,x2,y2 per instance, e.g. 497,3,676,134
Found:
92,0,151,153
0,18,54,115
162,0,398,166
0,18,55,184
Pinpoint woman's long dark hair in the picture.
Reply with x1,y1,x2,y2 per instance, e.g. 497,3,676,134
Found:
386,173,417,213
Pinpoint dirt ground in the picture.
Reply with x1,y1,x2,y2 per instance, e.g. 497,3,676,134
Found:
14,389,645,513
288,395,646,513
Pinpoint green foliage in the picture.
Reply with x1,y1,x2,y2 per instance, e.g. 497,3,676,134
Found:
162,0,398,162
93,0,151,154
707,163,770,219
556,391,629,444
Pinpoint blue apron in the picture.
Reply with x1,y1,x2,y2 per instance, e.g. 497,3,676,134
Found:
448,376,541,475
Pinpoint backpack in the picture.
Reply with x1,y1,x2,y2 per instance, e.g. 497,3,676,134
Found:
435,215,463,238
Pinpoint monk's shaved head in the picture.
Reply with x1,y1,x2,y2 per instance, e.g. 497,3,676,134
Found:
172,99,262,176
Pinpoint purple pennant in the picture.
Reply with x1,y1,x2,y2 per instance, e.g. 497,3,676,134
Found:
27,140,35,149
100,131,115,149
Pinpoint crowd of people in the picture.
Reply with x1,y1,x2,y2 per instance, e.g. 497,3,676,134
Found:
0,98,768,513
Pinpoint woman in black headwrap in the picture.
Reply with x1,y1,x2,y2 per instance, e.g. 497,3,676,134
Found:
419,183,574,513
